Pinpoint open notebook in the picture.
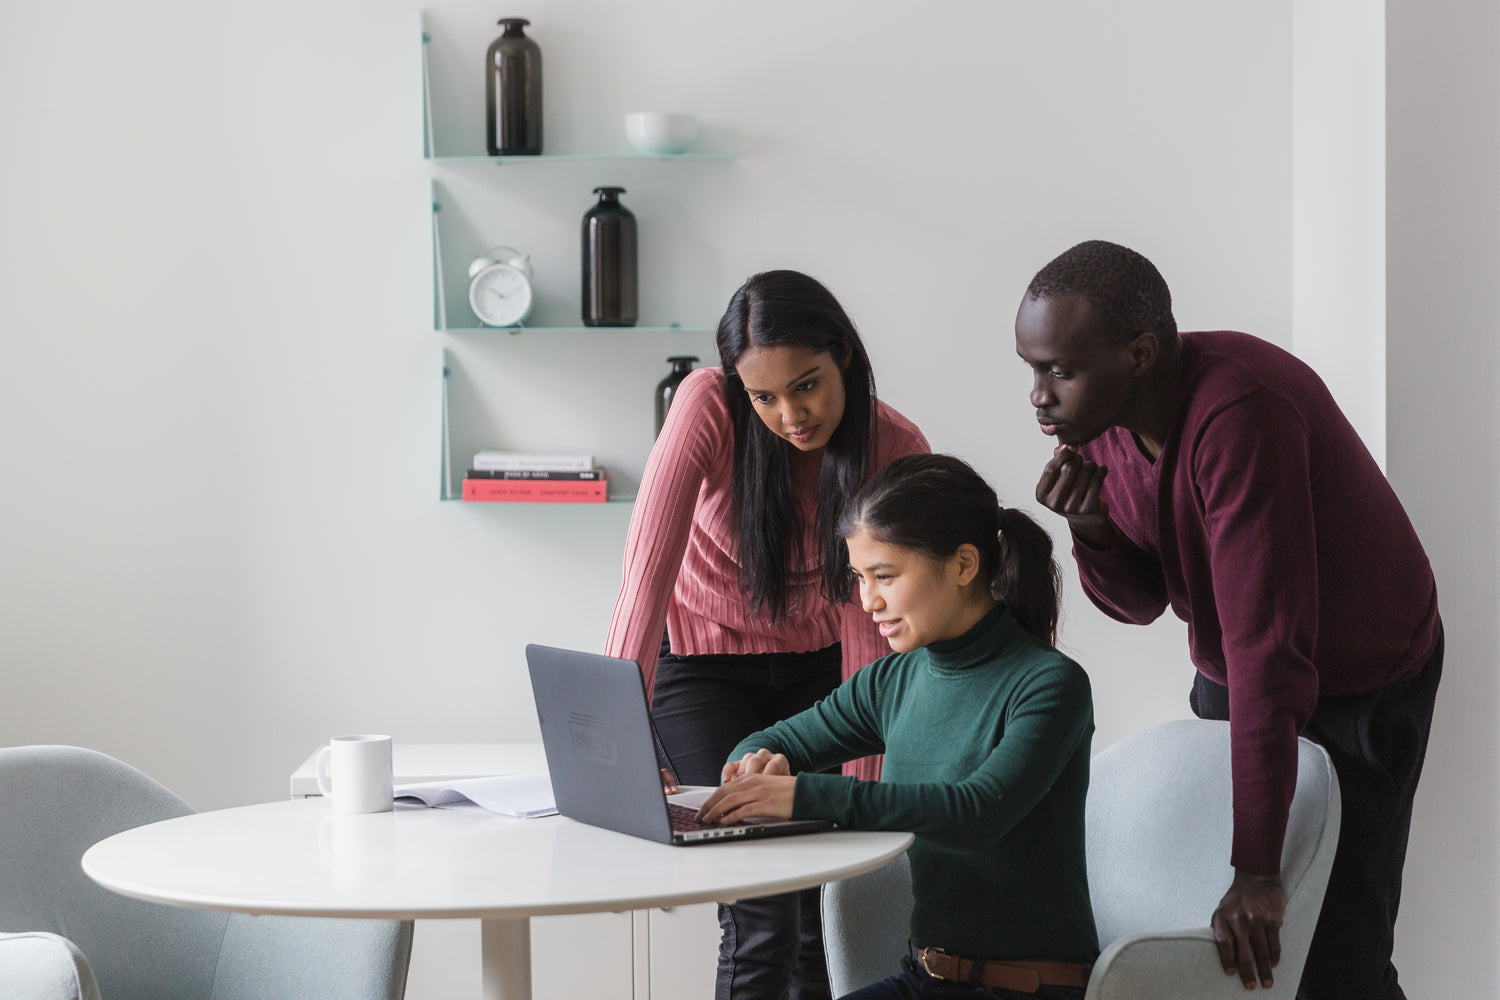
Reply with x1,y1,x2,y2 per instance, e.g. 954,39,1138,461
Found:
394,773,557,817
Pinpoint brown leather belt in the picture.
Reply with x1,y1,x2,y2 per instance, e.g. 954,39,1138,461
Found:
915,946,1090,993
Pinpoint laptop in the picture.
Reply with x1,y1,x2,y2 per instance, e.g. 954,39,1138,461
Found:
525,643,835,845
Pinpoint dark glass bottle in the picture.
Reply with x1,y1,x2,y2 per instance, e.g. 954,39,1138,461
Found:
485,18,542,156
581,187,638,327
655,356,698,436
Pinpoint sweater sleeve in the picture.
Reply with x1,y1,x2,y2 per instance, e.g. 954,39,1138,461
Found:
800,661,1093,850
1194,392,1321,874
604,369,725,699
1072,529,1171,625
727,658,890,779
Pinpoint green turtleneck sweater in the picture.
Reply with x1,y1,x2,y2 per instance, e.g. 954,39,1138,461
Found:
728,605,1098,964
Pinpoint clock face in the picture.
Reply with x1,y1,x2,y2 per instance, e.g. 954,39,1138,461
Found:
469,263,534,327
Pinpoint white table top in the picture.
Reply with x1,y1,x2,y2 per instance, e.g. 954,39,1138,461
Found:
82,798,913,921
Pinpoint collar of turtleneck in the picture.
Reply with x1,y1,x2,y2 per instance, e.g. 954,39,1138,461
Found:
923,603,1019,676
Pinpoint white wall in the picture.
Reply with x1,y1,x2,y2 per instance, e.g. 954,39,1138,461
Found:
1386,0,1500,992
0,0,1492,994
1292,0,1385,462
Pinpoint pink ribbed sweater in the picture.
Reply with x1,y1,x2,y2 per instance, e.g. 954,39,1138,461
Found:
606,366,929,699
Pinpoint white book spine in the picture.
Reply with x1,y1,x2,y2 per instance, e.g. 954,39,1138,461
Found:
472,451,596,472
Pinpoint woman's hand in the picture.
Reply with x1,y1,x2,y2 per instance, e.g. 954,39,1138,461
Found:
696,773,797,824
718,748,792,784
698,749,795,823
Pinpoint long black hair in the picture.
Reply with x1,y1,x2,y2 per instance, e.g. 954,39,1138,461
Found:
717,270,877,622
839,453,1062,645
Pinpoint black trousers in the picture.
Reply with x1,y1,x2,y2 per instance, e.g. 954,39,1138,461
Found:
651,632,842,1000
1189,627,1444,1000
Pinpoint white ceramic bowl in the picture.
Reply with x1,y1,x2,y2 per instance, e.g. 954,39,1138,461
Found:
624,112,699,155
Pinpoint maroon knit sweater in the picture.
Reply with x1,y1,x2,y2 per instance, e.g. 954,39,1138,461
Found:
1074,331,1439,874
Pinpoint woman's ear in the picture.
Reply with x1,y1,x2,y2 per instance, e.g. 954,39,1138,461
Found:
951,543,982,588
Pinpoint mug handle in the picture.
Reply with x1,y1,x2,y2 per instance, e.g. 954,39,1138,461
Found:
315,745,334,798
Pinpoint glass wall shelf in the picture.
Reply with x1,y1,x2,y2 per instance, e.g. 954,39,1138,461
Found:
429,179,717,334
442,325,714,335
441,351,637,503
428,153,732,164
421,14,732,163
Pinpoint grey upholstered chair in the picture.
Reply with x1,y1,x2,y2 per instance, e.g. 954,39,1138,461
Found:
0,744,413,1000
821,718,1342,999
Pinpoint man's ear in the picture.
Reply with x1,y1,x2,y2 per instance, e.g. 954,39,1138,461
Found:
1127,331,1160,376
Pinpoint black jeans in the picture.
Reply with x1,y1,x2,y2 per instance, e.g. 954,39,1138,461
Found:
652,632,843,1000
1189,627,1444,1000
839,956,1086,1000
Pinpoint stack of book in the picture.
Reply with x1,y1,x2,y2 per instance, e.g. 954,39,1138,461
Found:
462,451,609,504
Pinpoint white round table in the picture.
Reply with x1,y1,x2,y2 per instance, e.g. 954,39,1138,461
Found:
83,799,912,1000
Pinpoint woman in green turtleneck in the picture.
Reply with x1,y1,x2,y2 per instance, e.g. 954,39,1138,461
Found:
697,454,1098,1000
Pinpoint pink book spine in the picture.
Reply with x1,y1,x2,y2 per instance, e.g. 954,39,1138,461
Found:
463,478,608,503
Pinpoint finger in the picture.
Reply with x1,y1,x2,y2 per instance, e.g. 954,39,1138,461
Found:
698,784,752,822
739,750,771,776
720,761,740,784
1267,922,1282,970
1056,462,1105,517
1233,924,1258,989
1035,463,1061,505
660,768,679,793
1043,459,1081,512
1250,923,1275,988
705,788,762,824
718,794,773,824
696,787,729,821
728,752,759,779
1210,917,1237,977
1080,464,1109,515
1038,450,1087,508
766,753,791,776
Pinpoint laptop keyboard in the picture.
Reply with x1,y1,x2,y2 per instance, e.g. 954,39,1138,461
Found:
669,802,750,833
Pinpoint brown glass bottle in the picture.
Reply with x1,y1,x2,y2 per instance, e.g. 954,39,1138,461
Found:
581,187,638,327
655,356,698,436
485,18,541,156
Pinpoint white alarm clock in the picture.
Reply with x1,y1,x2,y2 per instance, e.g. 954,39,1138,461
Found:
468,247,535,327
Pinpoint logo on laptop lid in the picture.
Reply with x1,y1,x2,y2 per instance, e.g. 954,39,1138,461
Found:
568,712,617,765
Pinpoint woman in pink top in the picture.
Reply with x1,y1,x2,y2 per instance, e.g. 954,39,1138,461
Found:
607,270,928,1000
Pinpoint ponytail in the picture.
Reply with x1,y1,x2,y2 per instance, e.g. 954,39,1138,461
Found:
841,453,1063,646
994,506,1062,646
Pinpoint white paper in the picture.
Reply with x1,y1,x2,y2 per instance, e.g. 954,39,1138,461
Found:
394,773,557,817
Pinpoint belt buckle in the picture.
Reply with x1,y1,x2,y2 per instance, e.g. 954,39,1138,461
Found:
917,947,953,982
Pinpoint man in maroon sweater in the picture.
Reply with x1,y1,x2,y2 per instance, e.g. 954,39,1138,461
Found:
1014,240,1442,999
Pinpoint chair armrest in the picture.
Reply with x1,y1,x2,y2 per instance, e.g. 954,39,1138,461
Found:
1086,927,1300,1000
0,932,102,1000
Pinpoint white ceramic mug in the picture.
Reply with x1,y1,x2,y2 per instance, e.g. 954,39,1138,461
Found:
315,734,394,814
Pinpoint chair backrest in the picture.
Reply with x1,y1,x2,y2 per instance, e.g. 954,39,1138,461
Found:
0,745,413,1000
821,849,914,996
0,745,230,1000
1084,719,1339,948
823,719,1340,996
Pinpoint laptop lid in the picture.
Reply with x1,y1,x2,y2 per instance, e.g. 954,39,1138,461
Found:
526,643,676,844
525,644,835,845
